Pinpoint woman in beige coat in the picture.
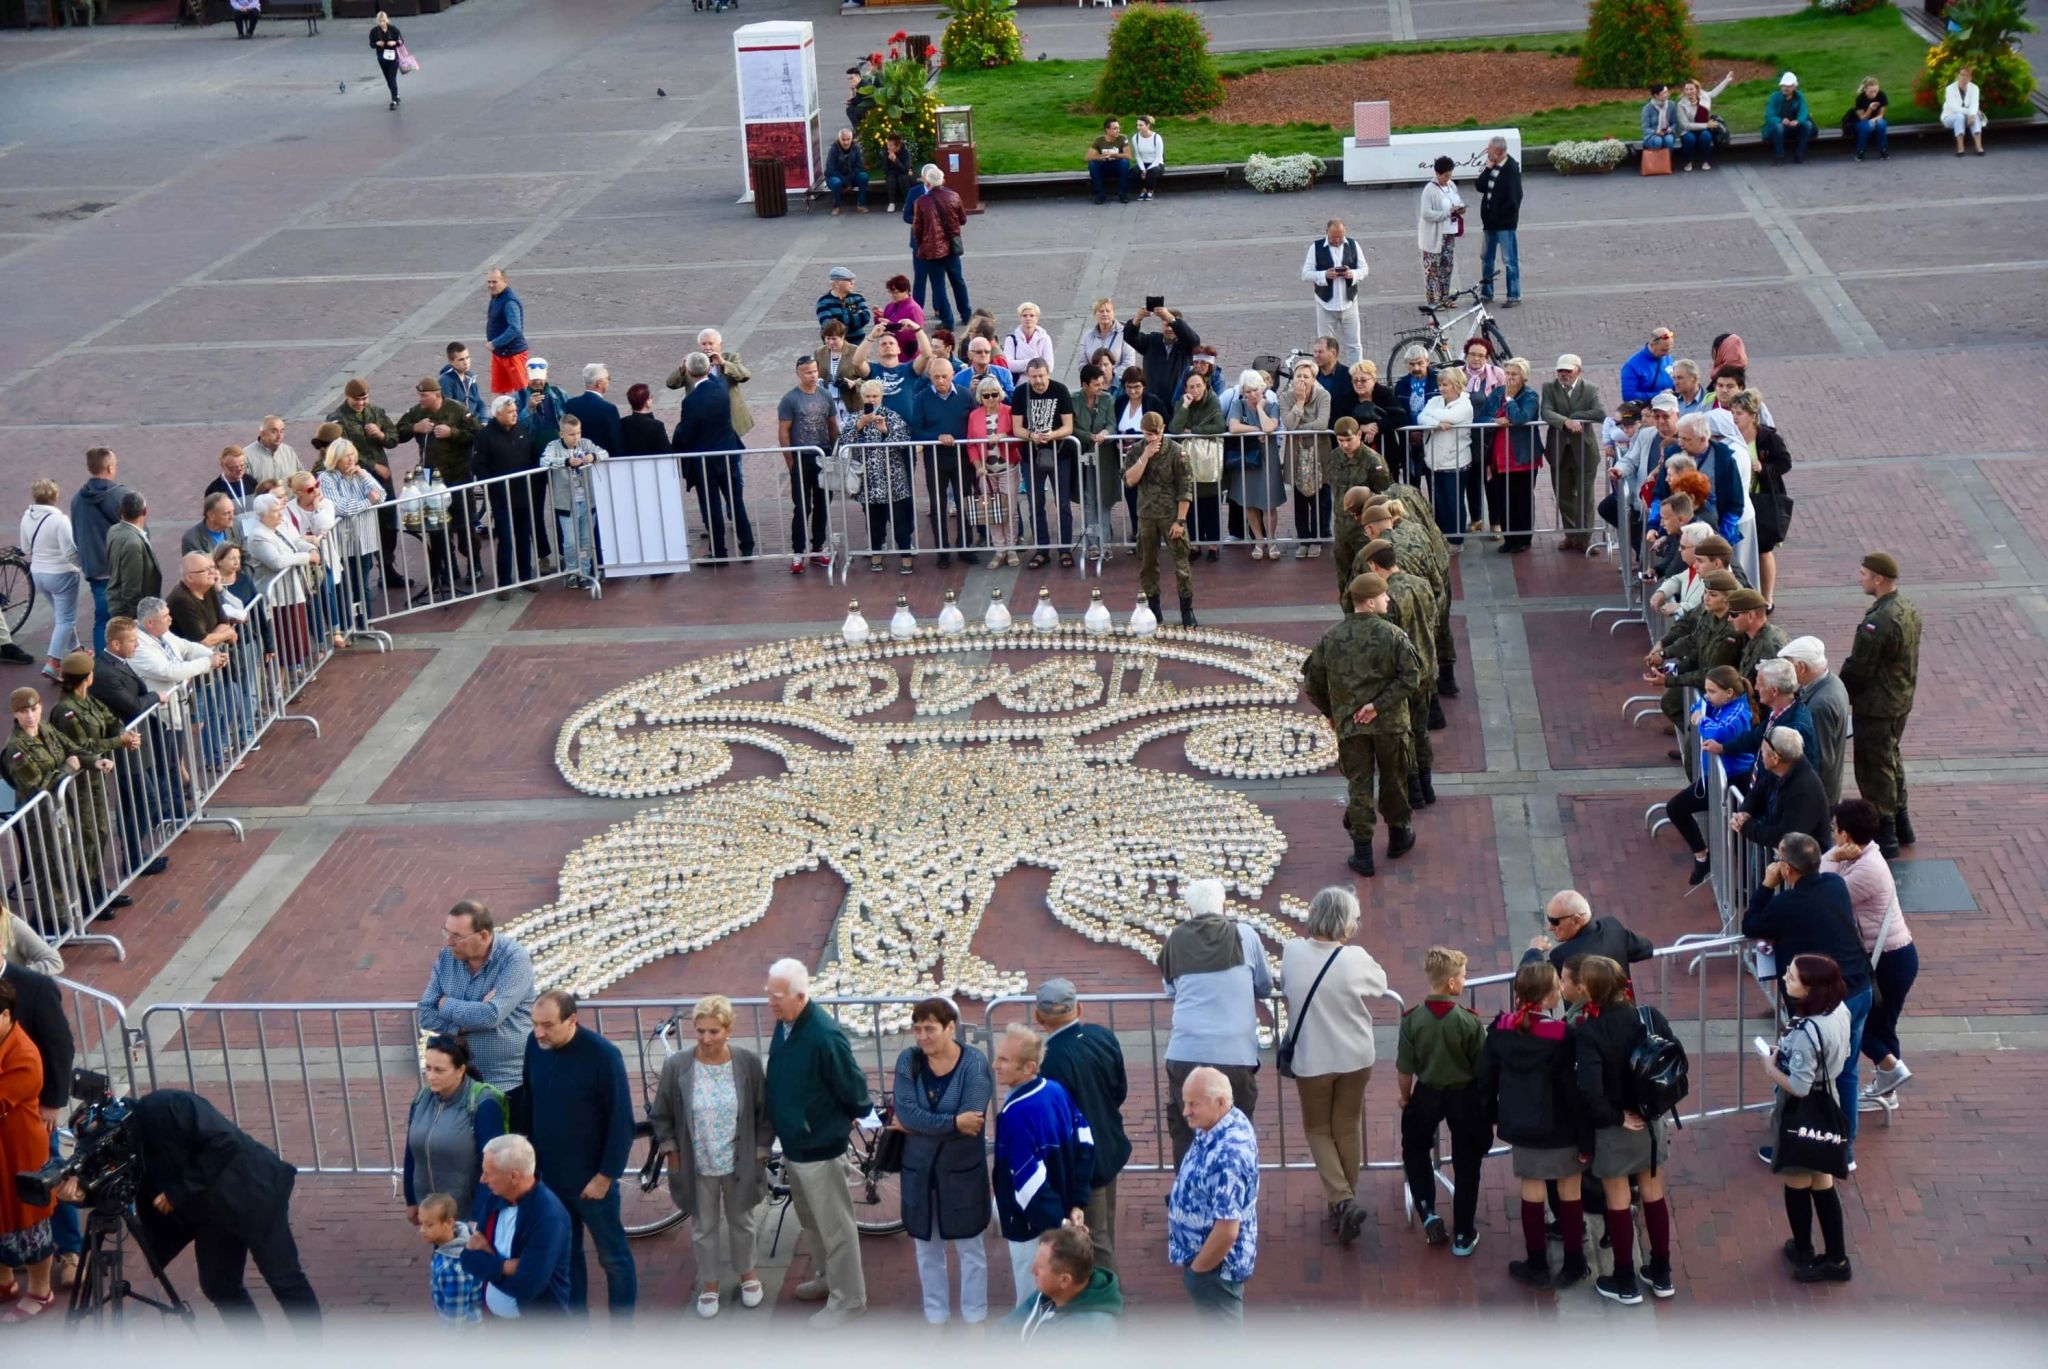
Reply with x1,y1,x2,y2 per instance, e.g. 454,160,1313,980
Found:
1281,362,1332,559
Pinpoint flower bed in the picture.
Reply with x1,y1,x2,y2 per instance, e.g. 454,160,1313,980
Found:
1548,137,1630,173
1243,152,1322,192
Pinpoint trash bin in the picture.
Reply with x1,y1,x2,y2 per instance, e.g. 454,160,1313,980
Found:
904,32,933,62
749,156,788,218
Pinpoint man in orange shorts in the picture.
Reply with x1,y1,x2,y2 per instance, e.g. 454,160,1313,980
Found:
485,267,528,395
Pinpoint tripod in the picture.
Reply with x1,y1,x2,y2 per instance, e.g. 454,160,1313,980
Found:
68,1201,194,1326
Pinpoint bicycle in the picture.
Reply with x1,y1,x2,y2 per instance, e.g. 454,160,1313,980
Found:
1385,286,1513,377
620,1010,905,1240
0,546,35,637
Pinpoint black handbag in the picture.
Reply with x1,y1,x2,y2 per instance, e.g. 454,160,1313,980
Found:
872,1105,907,1174
1772,1021,1850,1178
1276,946,1344,1079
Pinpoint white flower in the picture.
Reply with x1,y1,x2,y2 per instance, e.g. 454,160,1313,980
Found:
1243,151,1323,193
1548,138,1629,172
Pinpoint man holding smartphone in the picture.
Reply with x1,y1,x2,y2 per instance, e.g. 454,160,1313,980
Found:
1301,219,1367,365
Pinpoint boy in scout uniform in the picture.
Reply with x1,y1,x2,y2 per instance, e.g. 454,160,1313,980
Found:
1366,538,1441,806
1838,551,1921,857
1122,412,1196,627
1303,573,1427,876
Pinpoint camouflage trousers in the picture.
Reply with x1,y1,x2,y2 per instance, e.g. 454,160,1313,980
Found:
1409,686,1434,772
1136,516,1193,600
1851,711,1909,816
1339,731,1412,838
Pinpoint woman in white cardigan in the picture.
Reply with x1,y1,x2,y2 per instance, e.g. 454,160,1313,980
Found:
1417,368,1476,544
1132,116,1165,200
245,493,322,678
1277,887,1389,1246
1416,157,1466,308
1941,67,1985,156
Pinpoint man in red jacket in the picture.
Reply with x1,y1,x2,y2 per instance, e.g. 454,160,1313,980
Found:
911,166,971,332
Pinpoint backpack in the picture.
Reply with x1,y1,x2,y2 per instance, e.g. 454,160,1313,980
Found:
1626,1006,1689,1124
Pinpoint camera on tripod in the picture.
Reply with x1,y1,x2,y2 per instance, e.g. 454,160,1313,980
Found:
14,1068,138,1215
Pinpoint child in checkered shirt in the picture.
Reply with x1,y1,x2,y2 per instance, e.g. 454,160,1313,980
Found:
419,1192,484,1325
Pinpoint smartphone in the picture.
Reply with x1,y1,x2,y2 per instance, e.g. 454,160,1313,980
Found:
1752,1036,1773,1059
1145,294,1165,312
863,402,878,415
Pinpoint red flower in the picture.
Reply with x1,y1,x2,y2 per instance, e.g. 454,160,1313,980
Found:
890,29,908,42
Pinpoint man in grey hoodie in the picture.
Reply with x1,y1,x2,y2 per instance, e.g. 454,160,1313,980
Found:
1158,877,1271,1166
69,446,133,653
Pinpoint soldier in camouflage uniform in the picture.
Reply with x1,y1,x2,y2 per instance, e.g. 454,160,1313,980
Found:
329,377,408,584
1303,573,1427,877
1325,417,1393,608
1643,570,1742,727
50,651,140,905
3,686,102,918
1384,496,1458,702
1122,412,1197,627
1724,589,1786,687
1837,552,1921,857
1365,538,1441,809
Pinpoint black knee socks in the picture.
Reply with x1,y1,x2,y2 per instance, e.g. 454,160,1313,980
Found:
1783,1185,1814,1251
1812,1186,1846,1260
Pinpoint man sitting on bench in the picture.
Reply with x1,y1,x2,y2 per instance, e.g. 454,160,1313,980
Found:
1087,118,1132,207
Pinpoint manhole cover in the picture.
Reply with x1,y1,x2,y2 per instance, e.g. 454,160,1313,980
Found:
34,201,114,222
1890,858,1976,915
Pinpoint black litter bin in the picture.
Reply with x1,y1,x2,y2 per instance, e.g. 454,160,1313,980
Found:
750,156,788,218
904,32,933,62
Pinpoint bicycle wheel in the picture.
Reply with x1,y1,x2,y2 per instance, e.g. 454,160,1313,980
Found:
1481,318,1512,366
845,1114,905,1236
0,551,33,637
621,1119,687,1239
1387,330,1441,379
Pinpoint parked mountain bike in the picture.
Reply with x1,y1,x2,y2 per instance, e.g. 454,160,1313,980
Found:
621,1010,905,1240
1385,286,1512,376
0,546,35,636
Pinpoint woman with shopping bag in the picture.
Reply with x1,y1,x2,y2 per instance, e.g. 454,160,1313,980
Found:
370,12,419,111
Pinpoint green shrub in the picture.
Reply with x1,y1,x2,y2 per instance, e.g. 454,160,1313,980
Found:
1094,3,1225,116
859,35,941,167
939,0,1024,71
1912,43,2037,110
1577,0,1701,87
1808,0,1886,14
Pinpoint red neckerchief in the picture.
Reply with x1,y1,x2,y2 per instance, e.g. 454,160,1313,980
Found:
1504,1003,1544,1033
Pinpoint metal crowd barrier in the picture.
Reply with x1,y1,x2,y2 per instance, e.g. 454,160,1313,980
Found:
0,791,120,959
56,973,141,1099
1590,474,1652,637
587,445,837,583
357,465,588,623
828,434,1094,576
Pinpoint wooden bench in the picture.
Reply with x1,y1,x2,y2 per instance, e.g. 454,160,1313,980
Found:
265,0,324,34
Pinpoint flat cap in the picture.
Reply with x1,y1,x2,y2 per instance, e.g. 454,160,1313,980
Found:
1033,978,1078,1013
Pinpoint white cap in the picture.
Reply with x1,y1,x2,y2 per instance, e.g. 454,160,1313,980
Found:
1554,353,1582,372
1779,71,1798,87
527,357,549,375
1778,636,1828,668
1648,391,1680,414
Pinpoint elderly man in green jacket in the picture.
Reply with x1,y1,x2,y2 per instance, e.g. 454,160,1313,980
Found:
764,957,872,1327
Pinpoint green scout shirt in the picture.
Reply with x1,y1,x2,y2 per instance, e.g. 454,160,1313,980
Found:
1124,437,1193,521
395,400,480,484
1837,591,1921,719
1302,611,1425,739
1396,994,1486,1087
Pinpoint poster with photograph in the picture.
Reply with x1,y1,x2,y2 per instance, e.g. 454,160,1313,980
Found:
745,121,812,188
738,46,807,123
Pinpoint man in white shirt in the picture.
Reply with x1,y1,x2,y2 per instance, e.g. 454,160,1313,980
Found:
131,597,246,770
1301,220,1366,365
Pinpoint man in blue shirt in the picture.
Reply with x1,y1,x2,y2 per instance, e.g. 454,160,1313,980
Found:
523,989,636,1318
910,363,981,565
1167,1066,1259,1324
416,900,536,1094
462,1134,573,1317
1619,327,1675,403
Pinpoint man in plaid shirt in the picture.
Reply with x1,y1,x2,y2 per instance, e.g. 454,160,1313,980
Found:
417,1194,484,1326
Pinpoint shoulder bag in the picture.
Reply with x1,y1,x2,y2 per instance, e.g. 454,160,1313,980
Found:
1771,1019,1850,1177
1182,435,1223,485
1276,945,1345,1079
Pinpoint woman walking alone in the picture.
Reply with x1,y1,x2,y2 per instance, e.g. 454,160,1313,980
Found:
370,12,407,111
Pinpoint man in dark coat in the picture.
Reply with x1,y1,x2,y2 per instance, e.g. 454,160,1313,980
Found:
71,447,132,654
90,1089,321,1327
1734,727,1831,851
1475,134,1523,306
1121,305,1200,404
91,618,175,874
1034,977,1130,1274
473,396,541,598
671,353,755,562
1522,889,1655,986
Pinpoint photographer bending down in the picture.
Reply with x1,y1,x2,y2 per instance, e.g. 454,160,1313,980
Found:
55,1090,319,1328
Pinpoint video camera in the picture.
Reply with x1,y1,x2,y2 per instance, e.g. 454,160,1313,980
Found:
14,1069,139,1214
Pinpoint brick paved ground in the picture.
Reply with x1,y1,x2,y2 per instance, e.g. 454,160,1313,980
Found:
2,0,2043,1329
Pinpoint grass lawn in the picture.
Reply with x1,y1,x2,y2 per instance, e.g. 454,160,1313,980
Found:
938,6,2011,174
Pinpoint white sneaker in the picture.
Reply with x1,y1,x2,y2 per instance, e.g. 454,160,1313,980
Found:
1872,1062,1913,1097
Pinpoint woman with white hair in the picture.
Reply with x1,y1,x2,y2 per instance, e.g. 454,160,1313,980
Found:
284,471,348,651
1277,887,1388,1245
846,378,916,574
318,439,386,633
244,492,322,677
1416,369,1475,544
1223,368,1284,560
